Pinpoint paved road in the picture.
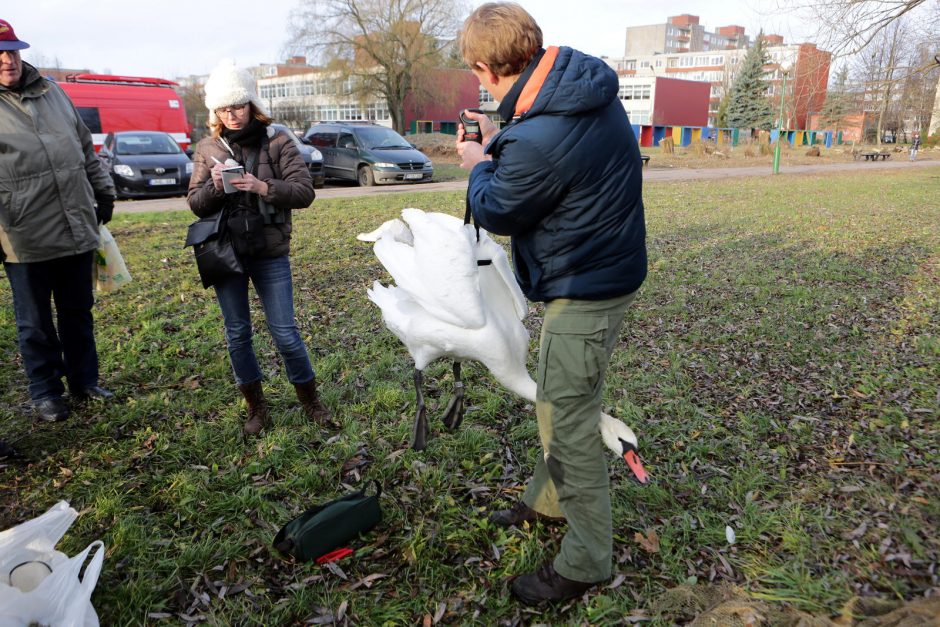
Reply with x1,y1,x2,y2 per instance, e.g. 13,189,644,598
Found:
116,158,939,214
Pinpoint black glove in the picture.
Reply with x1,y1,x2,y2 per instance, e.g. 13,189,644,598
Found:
95,194,115,225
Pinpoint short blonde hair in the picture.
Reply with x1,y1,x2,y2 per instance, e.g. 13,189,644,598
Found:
208,102,273,138
459,2,542,77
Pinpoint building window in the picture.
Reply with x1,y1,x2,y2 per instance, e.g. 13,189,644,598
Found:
365,102,390,120
316,105,339,121
625,109,650,125
618,84,652,101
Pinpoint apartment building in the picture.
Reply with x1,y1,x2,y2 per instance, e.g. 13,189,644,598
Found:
610,36,830,129
625,14,750,57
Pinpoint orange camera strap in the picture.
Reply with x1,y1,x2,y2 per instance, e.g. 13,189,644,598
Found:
515,46,560,118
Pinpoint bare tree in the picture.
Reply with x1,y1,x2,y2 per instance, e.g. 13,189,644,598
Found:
899,43,940,136
777,0,940,139
820,65,854,133
177,82,208,143
287,0,469,134
270,102,314,132
777,0,937,56
854,19,909,143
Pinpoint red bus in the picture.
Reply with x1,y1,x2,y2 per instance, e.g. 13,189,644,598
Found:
56,74,192,152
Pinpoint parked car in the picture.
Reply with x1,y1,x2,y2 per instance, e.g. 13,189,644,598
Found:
97,131,192,199
304,122,433,186
271,123,325,188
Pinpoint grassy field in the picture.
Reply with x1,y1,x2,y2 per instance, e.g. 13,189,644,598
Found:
1,168,938,625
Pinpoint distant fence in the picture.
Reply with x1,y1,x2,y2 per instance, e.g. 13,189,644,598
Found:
414,118,847,149
629,125,845,149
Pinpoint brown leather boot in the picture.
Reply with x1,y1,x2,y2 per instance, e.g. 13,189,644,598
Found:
510,563,597,606
239,380,269,436
294,378,335,427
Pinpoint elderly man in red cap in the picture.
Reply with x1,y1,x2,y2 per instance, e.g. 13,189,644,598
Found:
0,19,117,423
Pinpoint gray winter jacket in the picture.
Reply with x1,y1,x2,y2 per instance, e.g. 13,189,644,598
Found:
0,62,115,263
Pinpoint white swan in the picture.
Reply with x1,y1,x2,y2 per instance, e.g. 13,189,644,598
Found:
358,208,648,483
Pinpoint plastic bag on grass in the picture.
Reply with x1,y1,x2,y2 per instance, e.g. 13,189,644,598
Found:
0,501,105,627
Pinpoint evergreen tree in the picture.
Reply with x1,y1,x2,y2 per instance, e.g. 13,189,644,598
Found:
725,33,775,130
819,65,853,131
716,92,730,128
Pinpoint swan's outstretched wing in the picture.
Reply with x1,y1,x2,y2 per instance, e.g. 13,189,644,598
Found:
474,228,528,320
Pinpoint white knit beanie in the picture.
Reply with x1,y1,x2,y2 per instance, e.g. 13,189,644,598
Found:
204,59,269,124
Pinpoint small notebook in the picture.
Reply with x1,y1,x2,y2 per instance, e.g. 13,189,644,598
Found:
221,166,244,194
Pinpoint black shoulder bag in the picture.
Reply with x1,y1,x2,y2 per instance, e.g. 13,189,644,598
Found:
184,205,243,289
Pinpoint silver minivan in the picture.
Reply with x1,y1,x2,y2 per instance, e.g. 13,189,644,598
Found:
304,122,433,186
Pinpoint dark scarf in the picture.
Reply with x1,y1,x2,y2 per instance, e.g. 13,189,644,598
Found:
221,117,268,155
221,118,268,214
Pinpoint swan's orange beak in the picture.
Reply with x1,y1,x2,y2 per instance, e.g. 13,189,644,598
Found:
624,450,649,484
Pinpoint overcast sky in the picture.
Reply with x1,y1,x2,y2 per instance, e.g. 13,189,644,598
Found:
8,0,808,79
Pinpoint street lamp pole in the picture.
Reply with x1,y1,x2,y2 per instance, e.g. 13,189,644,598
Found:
772,68,788,174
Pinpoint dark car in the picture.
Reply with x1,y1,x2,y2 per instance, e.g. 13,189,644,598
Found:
304,122,433,186
271,123,325,188
97,131,192,199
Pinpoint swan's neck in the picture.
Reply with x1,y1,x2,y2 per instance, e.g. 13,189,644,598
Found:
517,378,537,403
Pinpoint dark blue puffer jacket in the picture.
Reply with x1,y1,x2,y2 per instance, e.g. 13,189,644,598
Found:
468,47,647,302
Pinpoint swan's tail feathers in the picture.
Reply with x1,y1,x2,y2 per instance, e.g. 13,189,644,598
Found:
382,210,487,329
357,217,413,244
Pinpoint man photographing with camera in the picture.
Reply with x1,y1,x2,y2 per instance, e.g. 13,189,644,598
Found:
455,2,648,606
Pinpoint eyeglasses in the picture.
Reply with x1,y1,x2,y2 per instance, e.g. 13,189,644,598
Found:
215,103,248,116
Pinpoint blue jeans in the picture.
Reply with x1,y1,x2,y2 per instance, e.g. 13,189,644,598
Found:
213,255,315,385
4,251,99,401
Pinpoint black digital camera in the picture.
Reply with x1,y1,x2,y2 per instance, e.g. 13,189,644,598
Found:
459,108,484,144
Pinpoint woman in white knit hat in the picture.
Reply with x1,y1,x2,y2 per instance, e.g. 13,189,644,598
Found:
187,59,332,436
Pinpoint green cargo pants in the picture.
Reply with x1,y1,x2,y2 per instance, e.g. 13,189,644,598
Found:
522,291,636,583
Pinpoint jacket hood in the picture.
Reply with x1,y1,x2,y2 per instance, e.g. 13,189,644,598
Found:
526,47,619,118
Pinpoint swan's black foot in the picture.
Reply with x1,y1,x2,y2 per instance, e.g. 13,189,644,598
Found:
412,368,429,450
412,404,429,451
442,362,465,431
442,382,465,431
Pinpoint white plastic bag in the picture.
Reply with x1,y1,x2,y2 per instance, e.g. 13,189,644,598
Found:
94,225,131,292
0,501,104,627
